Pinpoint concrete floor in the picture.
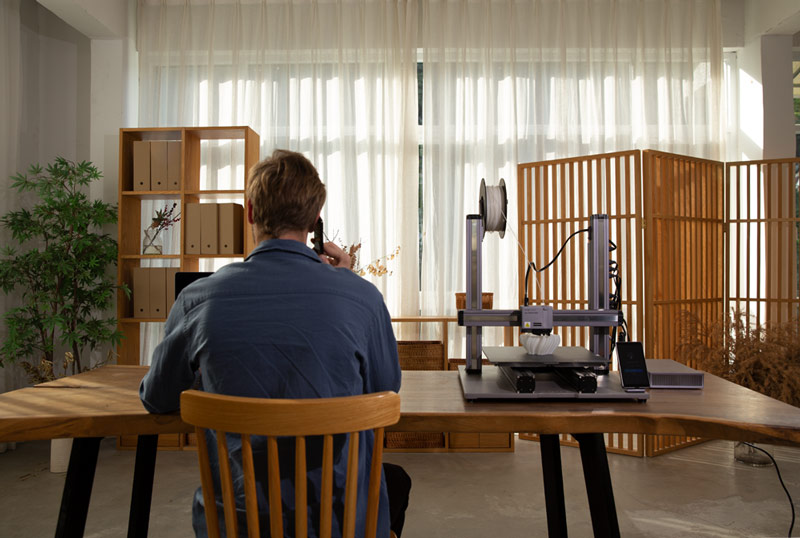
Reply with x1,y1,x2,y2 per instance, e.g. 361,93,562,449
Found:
0,437,798,537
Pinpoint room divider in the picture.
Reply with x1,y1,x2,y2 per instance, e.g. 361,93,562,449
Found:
516,150,800,456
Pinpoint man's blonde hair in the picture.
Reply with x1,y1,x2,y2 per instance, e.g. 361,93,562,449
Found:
246,150,326,239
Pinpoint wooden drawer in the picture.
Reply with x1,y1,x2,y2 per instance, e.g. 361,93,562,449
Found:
448,433,480,448
448,433,514,451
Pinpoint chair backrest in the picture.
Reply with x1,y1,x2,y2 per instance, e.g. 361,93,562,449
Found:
180,390,401,538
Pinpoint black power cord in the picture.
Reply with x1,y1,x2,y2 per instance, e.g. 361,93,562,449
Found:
608,240,626,355
524,228,589,306
523,230,627,356
742,442,795,537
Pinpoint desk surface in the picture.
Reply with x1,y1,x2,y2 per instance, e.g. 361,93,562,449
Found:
1,365,799,446
0,366,192,441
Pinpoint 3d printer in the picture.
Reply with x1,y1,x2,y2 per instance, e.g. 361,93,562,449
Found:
457,180,648,401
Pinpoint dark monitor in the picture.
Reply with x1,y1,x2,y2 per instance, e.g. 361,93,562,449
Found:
174,271,213,299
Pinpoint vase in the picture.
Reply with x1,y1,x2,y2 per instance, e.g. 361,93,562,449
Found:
142,227,163,255
50,438,73,473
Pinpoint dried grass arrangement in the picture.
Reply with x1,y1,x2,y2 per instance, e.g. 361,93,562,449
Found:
342,243,400,277
677,310,800,408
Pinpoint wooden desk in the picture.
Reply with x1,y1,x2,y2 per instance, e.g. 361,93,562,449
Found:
395,368,800,446
1,365,800,538
0,366,192,538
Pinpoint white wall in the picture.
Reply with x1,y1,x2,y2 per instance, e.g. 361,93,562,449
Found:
19,0,90,166
744,0,800,41
0,0,91,394
722,0,745,49
732,2,800,161
737,35,764,160
760,34,795,159
38,0,127,38
1,0,133,393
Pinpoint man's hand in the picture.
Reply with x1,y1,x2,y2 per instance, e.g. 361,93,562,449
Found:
319,242,352,269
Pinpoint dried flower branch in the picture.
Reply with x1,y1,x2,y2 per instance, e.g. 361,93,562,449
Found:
150,202,181,232
340,241,400,278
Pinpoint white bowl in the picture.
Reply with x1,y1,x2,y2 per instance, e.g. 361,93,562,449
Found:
520,333,560,355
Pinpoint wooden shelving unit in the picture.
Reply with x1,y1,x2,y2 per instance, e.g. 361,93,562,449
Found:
116,126,260,367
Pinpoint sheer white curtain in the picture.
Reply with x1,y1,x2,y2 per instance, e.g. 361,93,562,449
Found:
420,0,723,354
1,0,22,395
137,0,419,363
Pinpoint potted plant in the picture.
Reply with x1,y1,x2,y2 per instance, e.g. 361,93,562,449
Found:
0,158,127,470
677,309,800,464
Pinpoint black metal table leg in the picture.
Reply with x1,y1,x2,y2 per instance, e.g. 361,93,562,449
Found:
127,434,159,538
574,433,620,538
55,436,102,538
540,434,569,537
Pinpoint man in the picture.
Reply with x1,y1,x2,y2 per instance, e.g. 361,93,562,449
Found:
140,149,410,537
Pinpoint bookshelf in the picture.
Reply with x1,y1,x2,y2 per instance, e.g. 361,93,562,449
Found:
116,126,260,366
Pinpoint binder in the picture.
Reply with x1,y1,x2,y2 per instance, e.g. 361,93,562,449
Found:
200,203,219,254
218,203,244,254
149,267,167,318
167,141,181,189
150,141,168,189
185,203,201,254
132,267,149,318
132,141,150,191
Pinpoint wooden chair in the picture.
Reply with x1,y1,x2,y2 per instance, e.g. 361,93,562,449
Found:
180,390,401,538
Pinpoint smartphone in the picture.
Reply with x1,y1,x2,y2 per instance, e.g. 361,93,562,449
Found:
313,217,324,254
616,341,650,390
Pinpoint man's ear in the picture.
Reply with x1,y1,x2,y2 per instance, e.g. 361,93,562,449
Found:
246,200,254,224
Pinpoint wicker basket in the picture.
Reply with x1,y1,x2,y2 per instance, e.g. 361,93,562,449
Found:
388,340,447,450
397,341,445,370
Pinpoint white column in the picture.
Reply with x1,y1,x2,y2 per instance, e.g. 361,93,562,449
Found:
760,34,795,160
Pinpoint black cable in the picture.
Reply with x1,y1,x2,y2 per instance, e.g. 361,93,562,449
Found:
619,317,629,342
742,442,795,537
608,243,623,356
524,228,589,305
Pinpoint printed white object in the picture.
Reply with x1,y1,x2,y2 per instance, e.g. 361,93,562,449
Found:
520,333,561,355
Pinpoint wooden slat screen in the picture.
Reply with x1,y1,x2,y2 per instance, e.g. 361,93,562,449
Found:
515,151,792,458
518,433,643,457
517,151,645,456
517,150,645,347
642,151,726,366
727,158,800,325
641,151,723,457
645,433,704,457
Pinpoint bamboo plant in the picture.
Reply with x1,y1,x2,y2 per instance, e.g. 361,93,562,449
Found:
0,158,127,382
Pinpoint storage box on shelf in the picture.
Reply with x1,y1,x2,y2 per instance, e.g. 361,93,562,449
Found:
117,126,259,450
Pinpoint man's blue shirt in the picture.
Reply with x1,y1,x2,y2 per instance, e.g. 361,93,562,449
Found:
139,239,401,537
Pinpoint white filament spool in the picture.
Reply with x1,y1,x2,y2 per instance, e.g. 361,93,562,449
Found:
479,178,507,238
